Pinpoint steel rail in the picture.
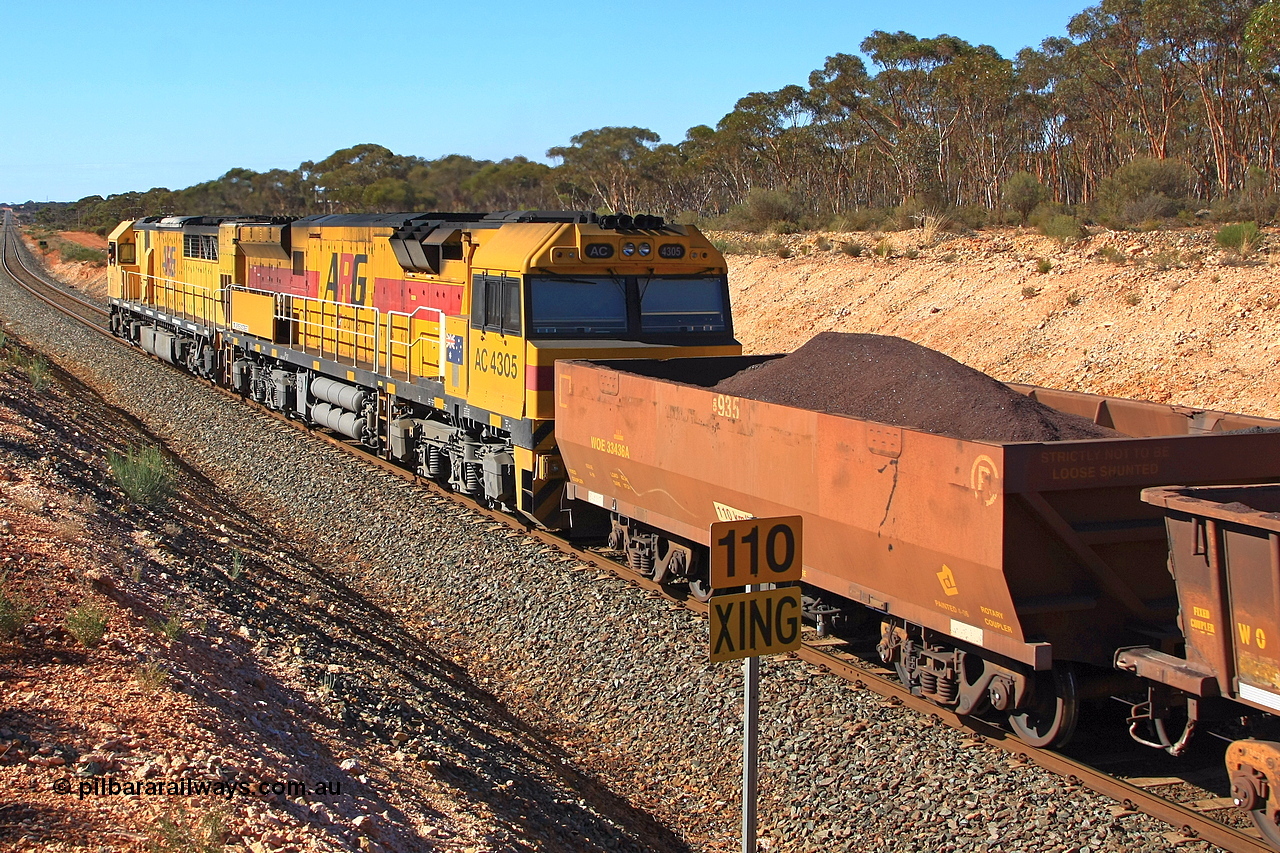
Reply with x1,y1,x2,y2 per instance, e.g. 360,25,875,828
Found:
0,214,1266,852
0,218,111,332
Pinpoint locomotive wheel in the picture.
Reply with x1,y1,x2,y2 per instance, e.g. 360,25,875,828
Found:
1008,663,1079,749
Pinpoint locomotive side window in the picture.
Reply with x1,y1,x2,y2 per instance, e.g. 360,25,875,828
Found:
117,242,135,264
292,250,305,276
472,274,522,336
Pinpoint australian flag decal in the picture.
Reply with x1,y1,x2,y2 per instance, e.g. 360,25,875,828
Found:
445,333,464,365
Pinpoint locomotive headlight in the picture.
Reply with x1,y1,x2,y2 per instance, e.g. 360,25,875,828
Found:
638,242,651,256
622,242,636,256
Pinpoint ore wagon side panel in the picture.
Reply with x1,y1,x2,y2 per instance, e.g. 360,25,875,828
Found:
558,358,1280,670
556,359,1038,666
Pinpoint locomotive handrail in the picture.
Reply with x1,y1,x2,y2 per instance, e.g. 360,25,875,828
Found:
122,270,221,327
384,306,446,384
226,284,381,375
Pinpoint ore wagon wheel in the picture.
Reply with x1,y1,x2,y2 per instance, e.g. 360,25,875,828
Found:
651,541,682,584
1251,806,1280,849
1008,663,1079,749
687,576,714,602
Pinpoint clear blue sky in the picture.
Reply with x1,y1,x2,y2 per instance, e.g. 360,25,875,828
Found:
0,1,1088,204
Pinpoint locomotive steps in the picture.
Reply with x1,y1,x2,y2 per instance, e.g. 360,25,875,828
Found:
0,234,1236,850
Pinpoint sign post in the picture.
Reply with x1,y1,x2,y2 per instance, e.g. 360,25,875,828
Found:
709,516,803,853
742,627,760,853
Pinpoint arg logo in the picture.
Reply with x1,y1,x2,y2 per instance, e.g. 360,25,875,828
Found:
937,564,959,597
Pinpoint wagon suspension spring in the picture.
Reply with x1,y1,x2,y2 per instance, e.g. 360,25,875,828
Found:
919,670,938,695
425,445,446,479
628,547,654,576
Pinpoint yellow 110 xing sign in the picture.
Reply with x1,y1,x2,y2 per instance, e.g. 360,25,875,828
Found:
708,516,803,662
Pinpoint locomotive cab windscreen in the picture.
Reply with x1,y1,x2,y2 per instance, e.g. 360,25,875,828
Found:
527,274,731,342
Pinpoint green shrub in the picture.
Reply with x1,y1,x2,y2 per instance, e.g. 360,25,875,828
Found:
1125,195,1178,224
1038,215,1085,243
828,208,888,232
1144,250,1184,270
727,188,802,232
1097,245,1128,265
157,614,185,641
108,445,171,506
149,806,227,853
891,197,928,231
1036,258,1053,274
58,242,106,265
1124,292,1142,306
1065,290,1083,306
814,236,832,252
19,353,52,392
136,661,170,693
1005,172,1049,223
1216,222,1262,254
754,237,784,256
949,205,989,230
0,578,32,642
840,241,864,257
776,245,793,259
1021,285,1040,299
1098,157,1193,226
66,601,109,648
904,248,919,259
873,237,894,258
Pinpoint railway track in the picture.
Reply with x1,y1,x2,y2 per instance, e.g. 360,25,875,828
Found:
0,214,1269,852
0,222,111,332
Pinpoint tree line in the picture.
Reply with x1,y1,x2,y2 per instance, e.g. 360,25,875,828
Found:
28,0,1280,234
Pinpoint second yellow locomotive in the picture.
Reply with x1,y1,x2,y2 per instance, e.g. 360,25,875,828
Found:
106,211,740,526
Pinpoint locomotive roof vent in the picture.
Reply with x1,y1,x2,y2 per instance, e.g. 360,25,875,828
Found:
390,223,464,274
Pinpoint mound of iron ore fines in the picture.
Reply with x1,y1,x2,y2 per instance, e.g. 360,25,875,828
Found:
713,332,1119,442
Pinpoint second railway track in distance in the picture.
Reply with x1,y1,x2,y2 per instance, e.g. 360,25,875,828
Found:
0,214,1271,853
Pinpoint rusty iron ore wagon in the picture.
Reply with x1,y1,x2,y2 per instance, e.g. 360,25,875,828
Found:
1139,484,1280,844
554,354,1280,751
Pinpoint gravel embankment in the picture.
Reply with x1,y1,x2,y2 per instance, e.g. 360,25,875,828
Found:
0,257,1222,852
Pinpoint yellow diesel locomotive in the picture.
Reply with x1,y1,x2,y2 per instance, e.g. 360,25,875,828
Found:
106,211,739,527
